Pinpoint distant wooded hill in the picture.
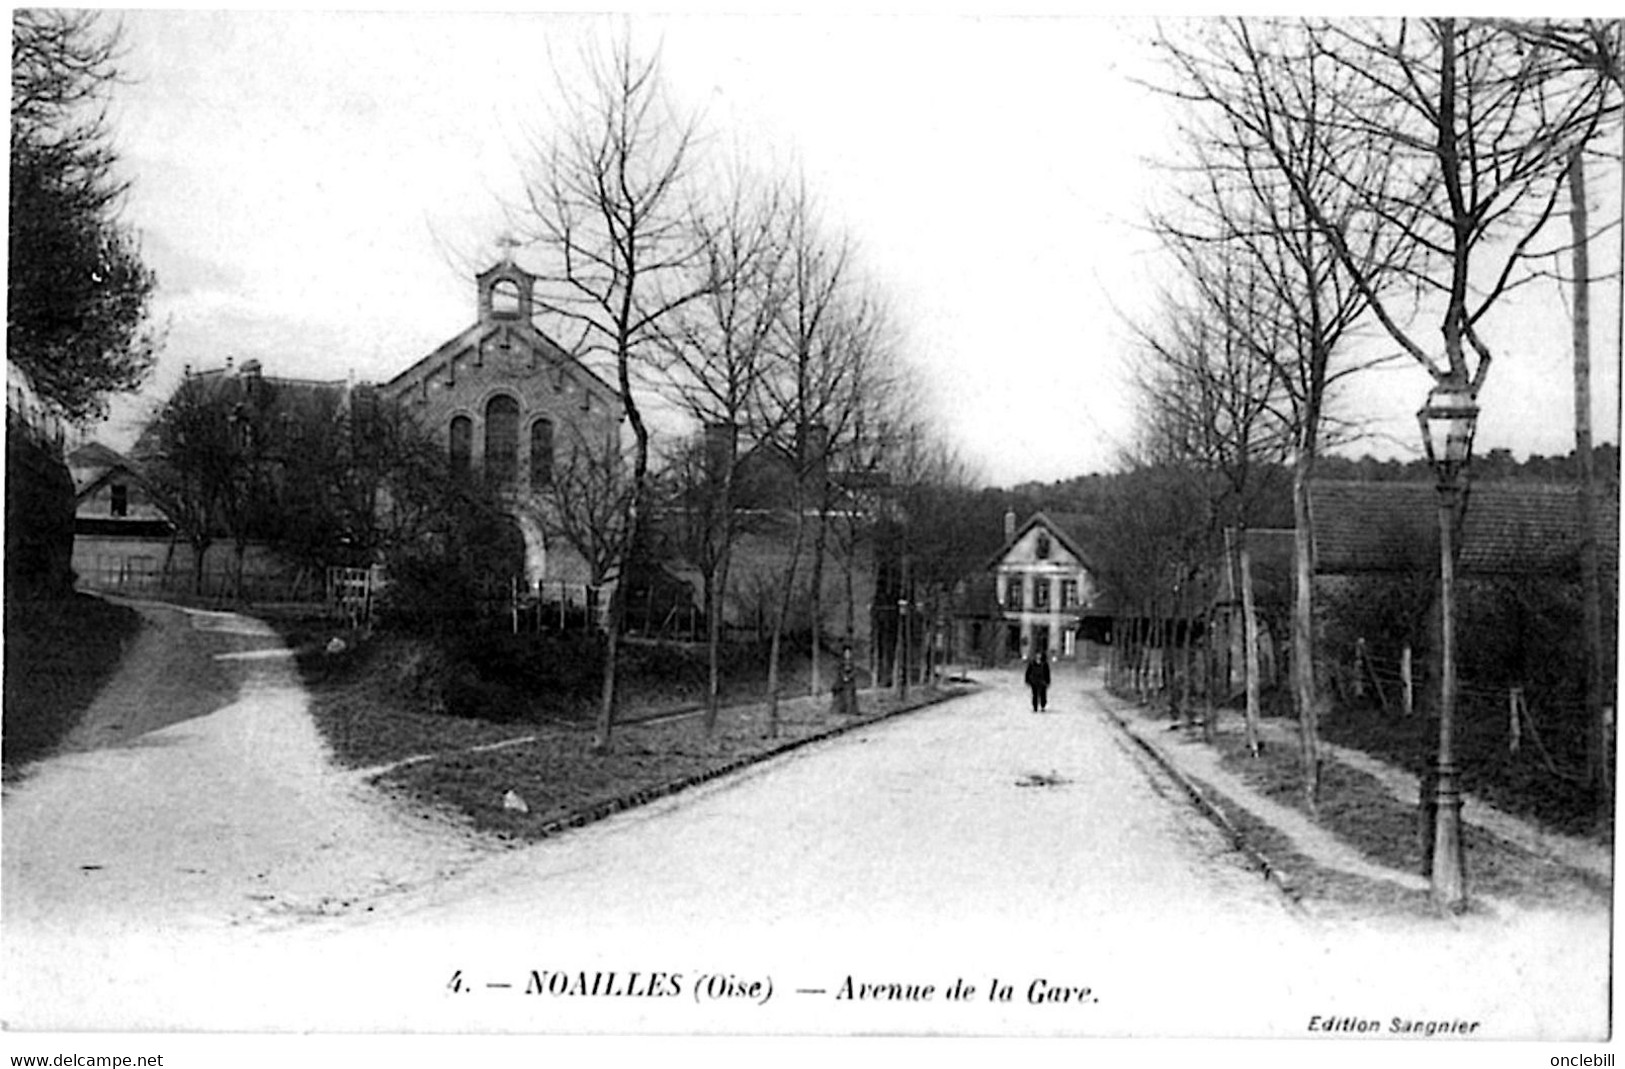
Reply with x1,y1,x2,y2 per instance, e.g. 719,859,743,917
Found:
998,443,1620,537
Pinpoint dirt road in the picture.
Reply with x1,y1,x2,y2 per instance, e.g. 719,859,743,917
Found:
2,601,497,944
5,657,1608,1039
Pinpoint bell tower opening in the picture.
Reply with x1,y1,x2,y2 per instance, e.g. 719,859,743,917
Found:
477,259,536,324
491,279,521,317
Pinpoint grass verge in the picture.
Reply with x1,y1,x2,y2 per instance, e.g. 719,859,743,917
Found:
1188,778,1434,919
2,593,142,776
276,619,968,842
1204,719,1608,917
1321,702,1607,841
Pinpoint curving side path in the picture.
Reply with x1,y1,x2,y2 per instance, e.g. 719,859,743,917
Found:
1,602,497,940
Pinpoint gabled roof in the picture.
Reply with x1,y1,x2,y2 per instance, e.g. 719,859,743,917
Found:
131,366,351,462
67,440,128,472
73,464,134,505
384,311,619,405
66,440,176,531
1310,479,1620,579
988,510,1099,571
67,441,154,501
67,441,137,494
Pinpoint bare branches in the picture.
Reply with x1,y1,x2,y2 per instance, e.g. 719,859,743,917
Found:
1148,18,1418,487
511,33,716,750
1290,19,1613,386
539,424,637,589
652,166,788,436
516,34,711,466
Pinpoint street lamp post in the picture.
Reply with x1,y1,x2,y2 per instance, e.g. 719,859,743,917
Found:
1417,378,1479,913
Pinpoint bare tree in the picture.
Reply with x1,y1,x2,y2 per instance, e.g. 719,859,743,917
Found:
1130,250,1292,752
515,36,711,751
652,168,788,734
1502,17,1622,814
889,428,987,690
795,288,912,693
755,185,859,737
139,376,231,596
1155,15,1417,801
1268,19,1612,391
1152,15,1616,807
1092,447,1215,712
539,424,636,655
803,281,905,699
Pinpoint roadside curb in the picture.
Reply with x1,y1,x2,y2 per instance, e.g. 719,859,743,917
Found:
523,686,976,842
1095,698,1307,916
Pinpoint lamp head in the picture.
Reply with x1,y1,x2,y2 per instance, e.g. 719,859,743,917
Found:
1417,379,1479,482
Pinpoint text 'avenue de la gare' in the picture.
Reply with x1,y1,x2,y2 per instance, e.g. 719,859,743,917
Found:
823,977,1096,1005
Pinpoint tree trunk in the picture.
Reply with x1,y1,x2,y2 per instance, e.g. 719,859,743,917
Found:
1292,443,1321,809
702,554,727,735
894,555,910,701
1238,528,1263,757
702,453,739,736
1179,598,1194,727
1162,602,1177,720
928,594,938,686
1116,616,1128,694
192,539,209,597
842,512,858,669
808,501,831,697
1183,588,1196,727
766,505,807,739
596,460,646,754
1107,617,1118,691
1568,148,1610,813
598,479,647,754
1202,598,1218,743
595,611,621,753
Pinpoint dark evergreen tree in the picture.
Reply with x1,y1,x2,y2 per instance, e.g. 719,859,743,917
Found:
9,10,157,421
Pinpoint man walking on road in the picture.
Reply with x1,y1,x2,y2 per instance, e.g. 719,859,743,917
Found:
1024,650,1050,712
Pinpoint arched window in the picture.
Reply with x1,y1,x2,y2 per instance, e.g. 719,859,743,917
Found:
1036,532,1051,560
485,395,520,487
491,279,521,317
530,418,554,490
449,415,472,477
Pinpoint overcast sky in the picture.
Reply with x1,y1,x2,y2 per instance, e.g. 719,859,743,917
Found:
91,11,1622,486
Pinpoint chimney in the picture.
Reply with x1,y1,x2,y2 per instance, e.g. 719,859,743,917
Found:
1004,509,1016,544
704,421,737,481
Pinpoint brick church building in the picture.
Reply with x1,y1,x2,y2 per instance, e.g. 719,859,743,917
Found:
381,257,621,596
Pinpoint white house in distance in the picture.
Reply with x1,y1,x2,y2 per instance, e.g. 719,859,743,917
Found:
990,510,1102,662
68,440,175,594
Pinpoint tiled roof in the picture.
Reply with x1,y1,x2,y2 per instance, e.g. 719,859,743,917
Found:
990,510,1101,571
67,441,140,497
132,367,350,461
66,440,129,474
1310,479,1619,579
1213,528,1296,606
1046,512,1100,557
